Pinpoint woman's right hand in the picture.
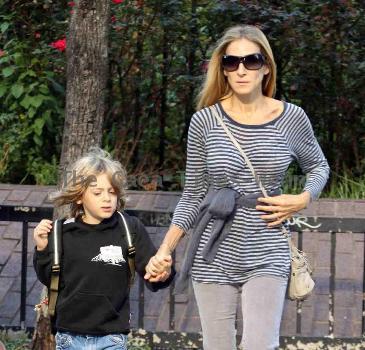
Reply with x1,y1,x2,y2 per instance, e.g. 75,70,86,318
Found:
33,219,52,251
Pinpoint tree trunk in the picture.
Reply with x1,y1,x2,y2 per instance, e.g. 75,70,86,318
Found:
60,0,111,172
32,1,110,348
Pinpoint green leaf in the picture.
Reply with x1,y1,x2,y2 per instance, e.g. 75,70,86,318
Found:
31,58,39,65
33,118,45,136
2,67,14,77
1,22,9,33
0,84,7,98
39,84,49,94
33,134,43,146
19,70,37,80
28,108,36,119
11,84,24,99
20,95,32,109
30,95,44,108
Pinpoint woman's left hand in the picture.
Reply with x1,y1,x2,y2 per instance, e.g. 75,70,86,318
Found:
256,191,311,227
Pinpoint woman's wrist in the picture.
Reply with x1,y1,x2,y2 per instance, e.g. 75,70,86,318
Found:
159,242,172,255
299,191,311,208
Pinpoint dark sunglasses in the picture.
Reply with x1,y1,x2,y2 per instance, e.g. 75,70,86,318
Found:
222,53,265,72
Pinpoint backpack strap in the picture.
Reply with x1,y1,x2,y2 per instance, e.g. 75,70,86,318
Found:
48,219,63,317
117,211,136,286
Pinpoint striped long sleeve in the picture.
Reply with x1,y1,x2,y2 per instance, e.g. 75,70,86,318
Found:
171,112,210,233
280,106,330,201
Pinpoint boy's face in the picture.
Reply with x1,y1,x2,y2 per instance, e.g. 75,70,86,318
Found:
77,172,118,224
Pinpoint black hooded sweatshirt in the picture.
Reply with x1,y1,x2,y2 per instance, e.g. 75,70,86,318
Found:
33,211,174,335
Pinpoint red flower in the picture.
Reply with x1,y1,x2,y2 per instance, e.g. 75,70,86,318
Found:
0,49,5,57
68,1,75,6
50,38,66,52
201,60,210,73
111,15,116,23
34,32,41,39
112,0,124,4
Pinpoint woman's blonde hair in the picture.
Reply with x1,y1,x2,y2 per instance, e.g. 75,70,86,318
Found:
196,25,277,110
49,147,128,218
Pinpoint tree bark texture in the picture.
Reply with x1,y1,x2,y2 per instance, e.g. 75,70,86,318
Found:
60,0,111,172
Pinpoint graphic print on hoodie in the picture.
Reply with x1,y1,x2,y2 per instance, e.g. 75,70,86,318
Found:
91,245,126,266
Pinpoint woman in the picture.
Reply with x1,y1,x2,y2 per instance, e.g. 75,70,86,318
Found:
145,25,330,350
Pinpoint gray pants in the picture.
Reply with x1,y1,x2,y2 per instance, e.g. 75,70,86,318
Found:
192,275,288,350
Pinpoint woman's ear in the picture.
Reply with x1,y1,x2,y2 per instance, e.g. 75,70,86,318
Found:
263,64,270,76
76,199,82,205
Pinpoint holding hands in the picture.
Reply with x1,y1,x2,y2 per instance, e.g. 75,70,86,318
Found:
145,243,173,282
33,219,53,251
256,191,311,227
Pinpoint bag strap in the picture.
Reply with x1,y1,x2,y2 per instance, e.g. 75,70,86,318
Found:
117,211,136,286
209,105,290,240
210,105,268,197
48,219,63,317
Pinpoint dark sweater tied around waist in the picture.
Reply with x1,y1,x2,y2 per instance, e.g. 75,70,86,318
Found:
174,187,281,294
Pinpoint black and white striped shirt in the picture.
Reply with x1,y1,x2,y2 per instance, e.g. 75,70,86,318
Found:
172,101,330,284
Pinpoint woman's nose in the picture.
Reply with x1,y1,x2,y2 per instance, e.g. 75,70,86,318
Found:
237,62,246,75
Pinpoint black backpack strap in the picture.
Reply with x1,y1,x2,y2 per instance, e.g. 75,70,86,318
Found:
48,219,63,317
117,211,136,286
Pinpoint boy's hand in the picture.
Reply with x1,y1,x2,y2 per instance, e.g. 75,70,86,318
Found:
144,255,172,282
33,219,52,251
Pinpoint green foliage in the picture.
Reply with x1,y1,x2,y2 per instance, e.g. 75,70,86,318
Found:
0,330,31,350
0,7,66,184
0,0,364,198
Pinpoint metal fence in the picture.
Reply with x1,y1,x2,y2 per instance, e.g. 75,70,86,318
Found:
0,204,365,348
